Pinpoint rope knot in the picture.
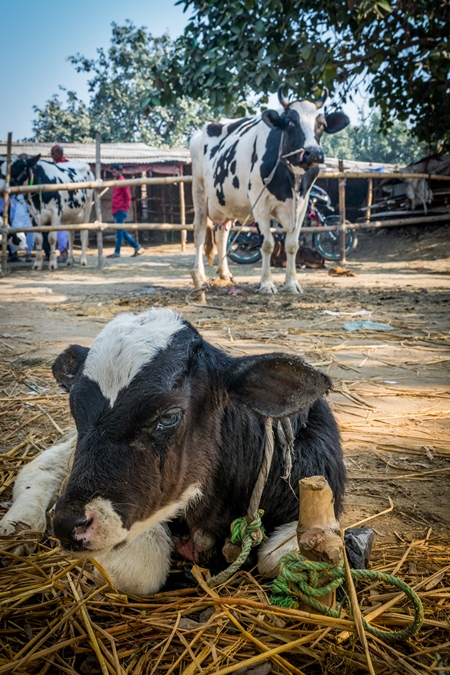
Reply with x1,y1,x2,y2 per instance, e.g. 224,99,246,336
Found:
230,509,266,548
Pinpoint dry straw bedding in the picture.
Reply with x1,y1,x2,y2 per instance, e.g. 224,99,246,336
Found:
1,289,450,674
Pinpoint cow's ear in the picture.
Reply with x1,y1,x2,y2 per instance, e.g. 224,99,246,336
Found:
52,345,90,391
324,112,350,134
262,110,281,128
27,154,41,168
225,354,331,418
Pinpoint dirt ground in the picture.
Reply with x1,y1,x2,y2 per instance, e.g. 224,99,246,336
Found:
1,224,450,547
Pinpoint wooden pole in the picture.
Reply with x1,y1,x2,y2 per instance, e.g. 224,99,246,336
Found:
95,133,103,270
338,159,347,263
179,165,186,252
365,178,373,224
297,475,343,611
1,133,12,276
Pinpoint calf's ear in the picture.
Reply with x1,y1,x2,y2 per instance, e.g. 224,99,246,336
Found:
52,345,90,391
225,353,331,418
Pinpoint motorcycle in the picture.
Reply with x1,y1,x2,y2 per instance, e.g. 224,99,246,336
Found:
226,184,357,264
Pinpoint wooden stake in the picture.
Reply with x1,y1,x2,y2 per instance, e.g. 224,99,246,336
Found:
297,475,343,610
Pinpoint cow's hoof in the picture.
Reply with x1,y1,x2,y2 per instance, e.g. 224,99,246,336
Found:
33,263,42,271
66,259,74,267
258,283,277,294
49,263,58,271
281,282,303,294
80,259,87,267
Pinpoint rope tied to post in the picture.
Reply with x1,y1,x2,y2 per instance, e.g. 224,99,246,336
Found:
270,552,424,643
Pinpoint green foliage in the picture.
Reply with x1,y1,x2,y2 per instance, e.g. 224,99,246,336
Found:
32,90,93,143
150,0,450,152
31,22,218,147
322,112,428,165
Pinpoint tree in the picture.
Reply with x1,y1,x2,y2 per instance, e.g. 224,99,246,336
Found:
31,22,219,148
322,111,427,164
150,0,450,153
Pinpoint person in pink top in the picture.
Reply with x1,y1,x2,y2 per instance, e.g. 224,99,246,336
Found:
107,163,142,258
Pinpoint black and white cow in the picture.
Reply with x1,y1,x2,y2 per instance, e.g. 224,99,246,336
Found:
191,88,349,293
0,308,345,595
0,155,93,270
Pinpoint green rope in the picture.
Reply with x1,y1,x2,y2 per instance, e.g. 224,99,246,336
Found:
269,552,424,643
207,510,266,588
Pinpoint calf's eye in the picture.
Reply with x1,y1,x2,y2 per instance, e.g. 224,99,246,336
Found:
156,408,184,430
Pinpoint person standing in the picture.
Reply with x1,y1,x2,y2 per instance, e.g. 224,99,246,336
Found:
8,194,35,262
107,163,142,258
50,144,70,263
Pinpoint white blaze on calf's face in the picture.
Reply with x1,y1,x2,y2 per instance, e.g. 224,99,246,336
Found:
82,308,184,406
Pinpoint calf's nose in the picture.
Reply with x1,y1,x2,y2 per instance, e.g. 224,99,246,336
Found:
303,146,324,166
53,510,92,551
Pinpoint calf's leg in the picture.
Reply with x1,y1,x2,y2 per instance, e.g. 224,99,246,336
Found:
93,525,172,596
0,431,76,536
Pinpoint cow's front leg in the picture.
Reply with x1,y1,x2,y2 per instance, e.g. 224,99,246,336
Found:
0,431,76,537
93,525,172,596
48,232,58,270
79,230,88,267
193,219,209,284
215,223,233,283
33,231,44,270
282,229,303,294
259,228,277,294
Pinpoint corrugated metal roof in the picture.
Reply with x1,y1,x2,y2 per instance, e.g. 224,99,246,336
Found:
0,142,191,164
0,142,399,172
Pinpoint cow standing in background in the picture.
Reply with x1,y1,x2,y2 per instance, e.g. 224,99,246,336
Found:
190,87,349,293
0,154,93,270
0,308,346,595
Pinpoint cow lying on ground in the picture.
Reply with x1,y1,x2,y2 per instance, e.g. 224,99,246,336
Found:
0,155,93,270
190,87,349,294
0,308,346,595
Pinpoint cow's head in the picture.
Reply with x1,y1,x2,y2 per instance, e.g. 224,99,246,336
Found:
0,154,40,192
52,308,331,556
261,87,349,169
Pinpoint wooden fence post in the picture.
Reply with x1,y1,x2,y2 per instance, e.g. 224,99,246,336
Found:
1,133,12,276
95,133,103,270
179,165,186,252
338,159,347,263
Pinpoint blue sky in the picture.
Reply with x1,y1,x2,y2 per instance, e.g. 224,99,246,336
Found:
1,0,361,141
1,0,191,140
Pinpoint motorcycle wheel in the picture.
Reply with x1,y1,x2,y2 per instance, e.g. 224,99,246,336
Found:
227,232,263,264
312,216,357,261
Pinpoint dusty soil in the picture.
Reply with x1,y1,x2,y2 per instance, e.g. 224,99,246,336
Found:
1,224,450,548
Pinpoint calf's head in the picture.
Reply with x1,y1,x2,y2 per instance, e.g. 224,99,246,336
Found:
52,308,331,556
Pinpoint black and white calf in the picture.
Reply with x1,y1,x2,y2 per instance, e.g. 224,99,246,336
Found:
0,155,93,270
191,88,349,293
0,308,345,595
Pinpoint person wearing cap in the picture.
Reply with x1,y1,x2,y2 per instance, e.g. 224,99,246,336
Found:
107,163,143,259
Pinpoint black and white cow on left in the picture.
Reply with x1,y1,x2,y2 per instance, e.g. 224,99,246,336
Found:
0,155,94,270
191,88,349,293
0,308,346,595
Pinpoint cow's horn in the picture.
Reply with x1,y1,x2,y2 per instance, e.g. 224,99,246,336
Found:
277,85,290,108
315,87,329,109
